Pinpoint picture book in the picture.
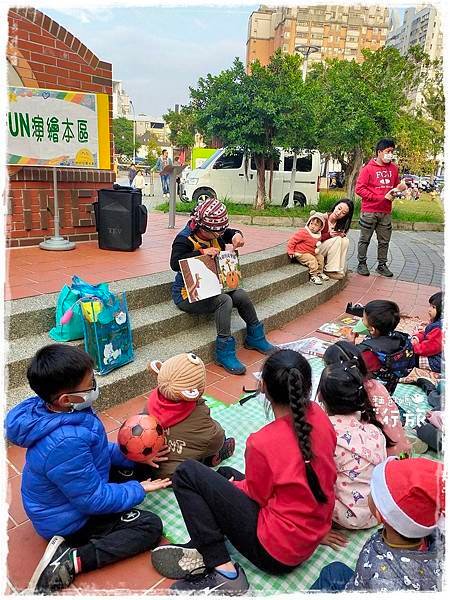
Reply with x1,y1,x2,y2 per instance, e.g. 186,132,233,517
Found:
179,251,242,303
317,314,360,339
279,337,332,358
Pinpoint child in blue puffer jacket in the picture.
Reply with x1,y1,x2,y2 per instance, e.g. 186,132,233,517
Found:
5,344,171,594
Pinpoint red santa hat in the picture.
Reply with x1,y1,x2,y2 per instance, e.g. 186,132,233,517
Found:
371,456,445,538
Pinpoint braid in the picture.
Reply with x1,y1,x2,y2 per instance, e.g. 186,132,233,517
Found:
288,369,327,504
359,390,395,448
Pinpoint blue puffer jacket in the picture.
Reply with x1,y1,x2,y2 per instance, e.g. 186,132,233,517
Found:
6,396,145,539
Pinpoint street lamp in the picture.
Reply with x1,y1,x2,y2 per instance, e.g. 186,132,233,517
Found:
286,44,321,209
129,99,136,162
295,44,320,82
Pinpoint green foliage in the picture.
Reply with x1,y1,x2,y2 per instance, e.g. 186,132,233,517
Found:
163,106,197,149
112,117,138,158
146,132,161,166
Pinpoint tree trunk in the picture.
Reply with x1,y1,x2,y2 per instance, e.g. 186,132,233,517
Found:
254,155,266,210
268,157,274,202
287,153,298,208
345,148,364,199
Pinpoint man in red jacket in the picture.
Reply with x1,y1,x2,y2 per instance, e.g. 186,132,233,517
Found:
355,139,403,278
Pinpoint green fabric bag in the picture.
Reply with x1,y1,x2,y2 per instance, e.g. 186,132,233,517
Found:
49,285,84,341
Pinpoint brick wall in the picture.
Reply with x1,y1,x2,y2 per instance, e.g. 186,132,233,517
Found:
7,7,115,247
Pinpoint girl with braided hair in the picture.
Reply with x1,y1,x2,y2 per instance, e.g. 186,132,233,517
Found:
151,350,337,594
318,360,393,530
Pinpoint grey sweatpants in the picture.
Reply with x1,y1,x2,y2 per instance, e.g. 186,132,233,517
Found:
358,211,392,265
177,288,258,337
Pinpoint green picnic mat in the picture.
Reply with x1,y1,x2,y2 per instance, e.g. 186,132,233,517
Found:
139,357,439,593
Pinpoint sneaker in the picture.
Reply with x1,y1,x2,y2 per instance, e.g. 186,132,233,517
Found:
170,563,249,595
310,274,323,285
318,272,330,281
27,536,75,594
151,544,205,579
323,271,344,280
357,263,370,276
376,264,394,277
209,437,236,467
416,377,437,395
405,431,428,455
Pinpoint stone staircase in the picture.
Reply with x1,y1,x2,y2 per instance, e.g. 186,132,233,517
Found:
5,244,347,410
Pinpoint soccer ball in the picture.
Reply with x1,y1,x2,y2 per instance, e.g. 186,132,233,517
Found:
117,414,166,463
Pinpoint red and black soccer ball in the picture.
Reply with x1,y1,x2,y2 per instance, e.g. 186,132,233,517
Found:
117,414,166,463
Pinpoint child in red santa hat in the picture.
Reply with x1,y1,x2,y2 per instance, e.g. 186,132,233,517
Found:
311,456,444,592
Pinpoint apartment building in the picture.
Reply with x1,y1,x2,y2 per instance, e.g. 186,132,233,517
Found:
246,4,390,70
112,80,132,118
386,5,442,61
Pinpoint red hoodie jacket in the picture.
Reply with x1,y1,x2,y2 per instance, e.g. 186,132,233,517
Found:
355,159,400,214
233,402,337,566
287,228,321,255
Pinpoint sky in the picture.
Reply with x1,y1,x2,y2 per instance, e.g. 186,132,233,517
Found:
40,5,258,117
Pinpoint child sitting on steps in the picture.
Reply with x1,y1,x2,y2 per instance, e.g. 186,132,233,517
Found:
142,352,235,477
287,212,330,285
150,349,338,594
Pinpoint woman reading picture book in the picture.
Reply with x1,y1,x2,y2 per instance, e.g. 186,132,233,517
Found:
169,199,275,375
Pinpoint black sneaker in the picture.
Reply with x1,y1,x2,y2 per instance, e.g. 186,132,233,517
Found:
209,437,236,467
376,264,394,277
151,544,205,579
170,563,249,595
28,536,75,594
357,263,370,276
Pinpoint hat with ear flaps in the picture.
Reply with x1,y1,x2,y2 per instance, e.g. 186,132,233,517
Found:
148,352,206,402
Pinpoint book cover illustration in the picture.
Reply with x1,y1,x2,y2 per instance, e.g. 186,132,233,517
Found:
279,337,332,358
217,251,242,292
317,315,360,339
179,254,222,303
179,251,242,303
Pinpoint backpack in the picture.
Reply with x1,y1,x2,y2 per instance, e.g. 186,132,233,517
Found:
360,331,415,385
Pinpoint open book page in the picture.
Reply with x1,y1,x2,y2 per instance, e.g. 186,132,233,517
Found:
216,251,242,292
179,255,222,303
317,315,360,339
279,337,332,358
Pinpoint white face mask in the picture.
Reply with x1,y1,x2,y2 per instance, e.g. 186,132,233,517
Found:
382,152,394,163
72,385,99,411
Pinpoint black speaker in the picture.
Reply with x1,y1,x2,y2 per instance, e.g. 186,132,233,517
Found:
93,187,148,251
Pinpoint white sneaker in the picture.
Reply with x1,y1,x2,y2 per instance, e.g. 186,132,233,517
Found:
318,272,330,281
310,274,323,285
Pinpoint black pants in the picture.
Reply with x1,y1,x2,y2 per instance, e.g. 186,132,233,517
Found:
177,289,258,337
65,509,162,572
172,459,294,574
64,465,162,572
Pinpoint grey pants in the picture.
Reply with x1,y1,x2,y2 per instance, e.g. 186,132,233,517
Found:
177,288,258,337
358,211,392,265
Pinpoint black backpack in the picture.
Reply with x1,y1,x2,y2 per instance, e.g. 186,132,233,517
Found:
360,331,415,386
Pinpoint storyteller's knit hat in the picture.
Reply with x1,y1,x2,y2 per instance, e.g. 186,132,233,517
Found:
149,353,206,402
370,456,445,538
192,198,229,232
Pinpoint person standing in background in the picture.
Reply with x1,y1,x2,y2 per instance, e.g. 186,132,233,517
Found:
156,150,172,198
128,163,137,187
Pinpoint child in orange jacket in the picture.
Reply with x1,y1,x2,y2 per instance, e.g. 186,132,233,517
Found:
287,212,329,285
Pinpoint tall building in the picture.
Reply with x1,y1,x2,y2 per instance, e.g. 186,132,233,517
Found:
386,5,442,61
246,5,390,71
112,80,132,118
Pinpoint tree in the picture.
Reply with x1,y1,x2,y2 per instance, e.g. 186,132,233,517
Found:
190,53,310,209
420,57,444,168
308,46,427,197
163,106,197,150
112,117,138,159
146,132,161,168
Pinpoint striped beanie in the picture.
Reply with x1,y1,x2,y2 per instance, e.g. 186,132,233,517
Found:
156,353,206,402
192,198,229,232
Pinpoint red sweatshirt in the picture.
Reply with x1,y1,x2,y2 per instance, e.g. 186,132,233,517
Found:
413,327,442,357
355,158,400,214
287,228,321,255
233,403,337,566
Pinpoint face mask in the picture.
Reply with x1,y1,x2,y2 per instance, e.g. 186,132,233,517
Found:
72,386,99,411
353,319,370,336
382,152,394,162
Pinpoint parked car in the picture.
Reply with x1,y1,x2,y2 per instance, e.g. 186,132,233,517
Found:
181,148,321,206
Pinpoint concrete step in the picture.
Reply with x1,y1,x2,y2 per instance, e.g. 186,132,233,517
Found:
5,244,291,340
6,262,308,390
6,276,346,410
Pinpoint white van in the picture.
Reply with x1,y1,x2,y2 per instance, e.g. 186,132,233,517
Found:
181,148,321,206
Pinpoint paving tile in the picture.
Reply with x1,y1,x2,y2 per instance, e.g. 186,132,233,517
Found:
212,372,258,398
7,461,20,479
104,395,148,421
235,347,265,367
7,476,28,525
7,445,26,474
7,521,48,592
98,412,122,433
205,385,239,405
205,368,226,386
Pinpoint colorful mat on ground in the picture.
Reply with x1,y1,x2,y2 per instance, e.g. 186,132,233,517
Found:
139,357,438,594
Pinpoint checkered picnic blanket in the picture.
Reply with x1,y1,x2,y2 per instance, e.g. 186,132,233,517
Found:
139,358,438,594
